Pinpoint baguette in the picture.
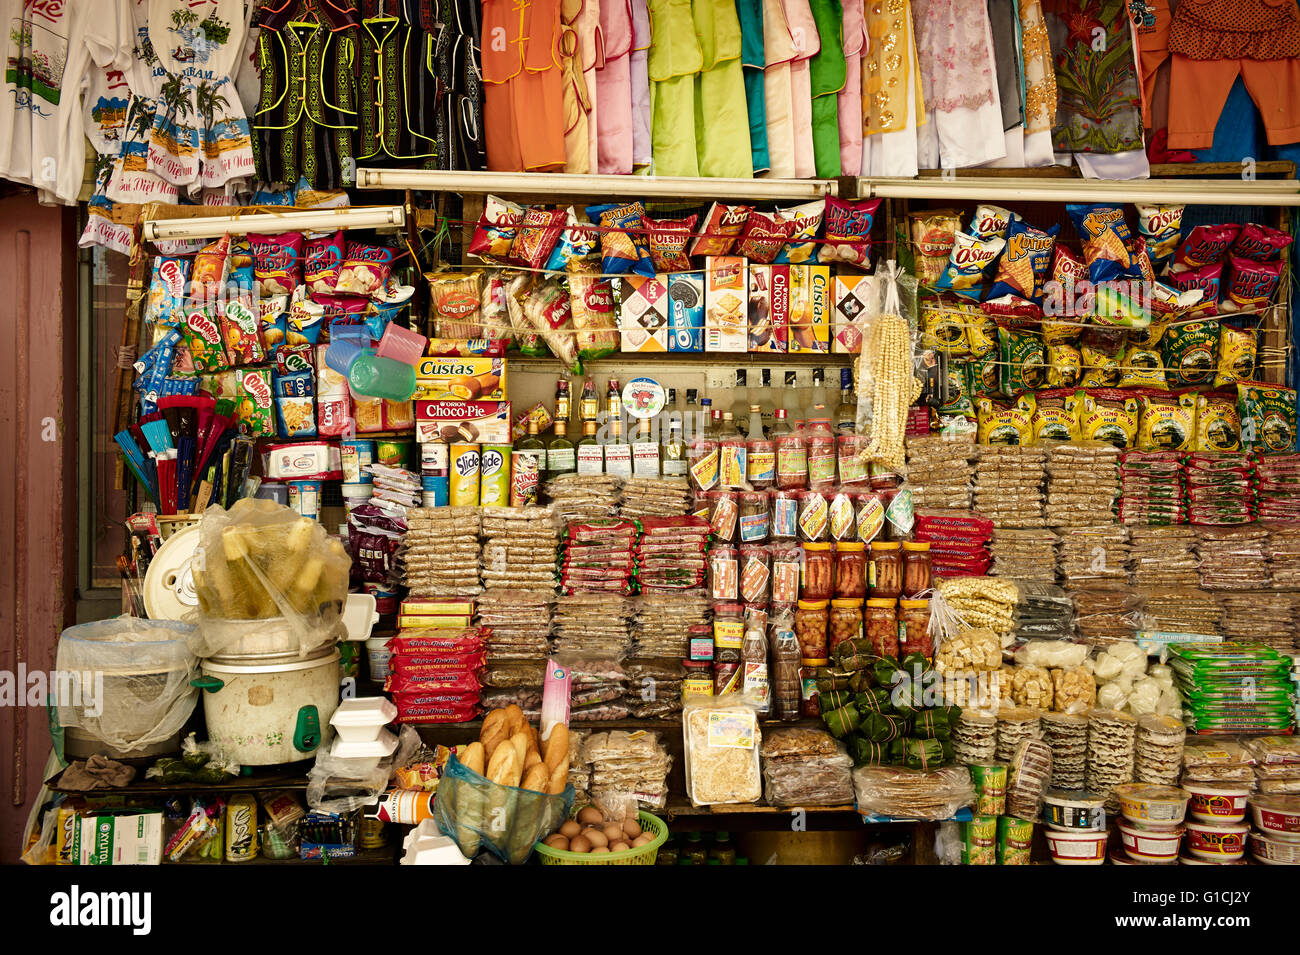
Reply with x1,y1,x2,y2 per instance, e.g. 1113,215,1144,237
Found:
481,724,509,762
524,750,543,771
522,763,549,792
502,757,523,790
486,740,517,784
508,730,529,768
543,724,569,772
504,704,525,736
547,757,570,795
481,708,508,742
461,741,486,776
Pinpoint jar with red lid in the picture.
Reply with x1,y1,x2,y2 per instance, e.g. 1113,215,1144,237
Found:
801,542,834,601
902,541,933,597
805,418,837,489
837,434,869,487
869,541,902,599
865,599,899,657
712,601,745,653
709,546,739,600
682,660,715,702
899,599,933,659
829,598,864,655
834,541,867,598
870,464,902,491
794,600,830,660
797,490,830,541
771,489,800,540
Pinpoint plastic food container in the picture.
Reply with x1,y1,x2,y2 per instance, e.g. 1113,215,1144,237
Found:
1183,782,1251,824
366,635,393,681
1115,783,1190,828
1184,821,1249,862
330,697,398,742
1179,853,1246,866
1251,831,1300,865
1118,820,1184,864
1250,794,1300,841
1042,790,1107,832
1044,827,1108,865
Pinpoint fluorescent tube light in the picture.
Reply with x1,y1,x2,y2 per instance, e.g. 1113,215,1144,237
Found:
142,205,406,241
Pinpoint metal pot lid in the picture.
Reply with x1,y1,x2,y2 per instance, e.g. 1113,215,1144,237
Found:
143,524,202,621
202,646,340,674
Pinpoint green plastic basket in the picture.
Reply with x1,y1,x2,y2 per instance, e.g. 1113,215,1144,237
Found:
533,811,668,866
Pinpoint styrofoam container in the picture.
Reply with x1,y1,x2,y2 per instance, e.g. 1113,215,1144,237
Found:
1251,831,1300,865
330,697,398,742
1249,794,1300,841
342,593,380,642
1118,820,1183,863
1184,820,1249,861
1183,782,1251,824
330,727,398,761
1044,827,1108,865
401,819,471,865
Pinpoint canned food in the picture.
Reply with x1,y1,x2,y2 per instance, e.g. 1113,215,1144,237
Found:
479,444,511,507
449,444,481,505
225,794,259,862
287,480,322,519
375,438,410,468
510,450,541,506
340,439,376,484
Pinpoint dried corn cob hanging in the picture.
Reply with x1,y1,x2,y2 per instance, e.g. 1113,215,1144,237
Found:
857,261,920,473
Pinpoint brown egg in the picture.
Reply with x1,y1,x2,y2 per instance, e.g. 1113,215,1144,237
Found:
585,829,609,849
576,807,604,827
631,833,653,847
568,834,592,853
559,820,582,839
622,817,642,840
602,823,624,844
590,846,610,854
610,842,630,853
544,834,569,851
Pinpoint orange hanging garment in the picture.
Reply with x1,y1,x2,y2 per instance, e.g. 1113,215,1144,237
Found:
482,0,568,171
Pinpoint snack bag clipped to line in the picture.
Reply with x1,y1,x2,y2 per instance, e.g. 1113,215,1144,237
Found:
587,201,656,277
545,207,600,272
775,200,826,264
1067,203,1137,284
1231,223,1293,262
1174,223,1241,271
987,217,1058,305
468,195,524,263
643,215,696,272
818,197,883,268
935,232,1005,299
508,206,567,270
976,394,1034,446
249,231,304,295
689,202,752,258
1134,203,1184,269
1214,324,1256,387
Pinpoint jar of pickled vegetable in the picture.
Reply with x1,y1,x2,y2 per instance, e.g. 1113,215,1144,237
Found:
837,435,869,486
864,598,899,657
899,599,933,659
805,419,837,489
794,599,830,660
738,491,771,543
829,598,864,655
869,541,902,599
797,490,830,542
834,541,867,598
801,542,834,601
771,489,800,540
902,541,933,597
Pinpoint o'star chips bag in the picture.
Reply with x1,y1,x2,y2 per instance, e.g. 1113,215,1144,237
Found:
1232,223,1293,262
1067,204,1137,283
971,204,1013,239
1134,203,1184,268
468,195,524,263
774,200,826,264
818,197,883,267
935,232,1005,299
688,202,751,257
988,217,1058,304
1174,223,1240,270
545,207,600,272
587,201,656,276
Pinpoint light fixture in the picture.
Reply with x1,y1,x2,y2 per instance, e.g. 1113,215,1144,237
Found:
354,168,838,201
861,177,1300,206
142,205,407,241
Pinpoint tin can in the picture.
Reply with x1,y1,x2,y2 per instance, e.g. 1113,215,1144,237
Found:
340,439,375,484
997,815,1034,866
510,450,541,506
420,441,450,475
364,583,400,616
422,474,449,507
375,438,410,468
449,444,481,505
479,444,510,507
287,480,322,519
962,815,998,865
969,761,1008,817
372,789,435,825
358,816,388,850
225,794,259,862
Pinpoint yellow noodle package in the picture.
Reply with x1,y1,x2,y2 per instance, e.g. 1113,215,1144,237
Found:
1080,342,1121,388
1032,401,1081,443
1196,393,1242,452
1046,344,1081,389
1214,324,1256,387
1074,389,1139,448
976,394,1035,446
1138,393,1197,451
1117,344,1168,390
920,300,970,356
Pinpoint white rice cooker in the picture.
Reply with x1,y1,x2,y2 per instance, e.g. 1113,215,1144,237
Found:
194,648,341,765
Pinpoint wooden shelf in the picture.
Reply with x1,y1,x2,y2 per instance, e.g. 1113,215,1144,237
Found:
47,767,308,798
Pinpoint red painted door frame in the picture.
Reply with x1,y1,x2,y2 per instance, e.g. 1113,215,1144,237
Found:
0,193,79,861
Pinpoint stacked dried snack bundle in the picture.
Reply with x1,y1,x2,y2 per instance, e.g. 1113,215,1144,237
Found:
1043,442,1121,527
632,592,711,659
552,594,634,655
994,707,1040,763
989,528,1058,583
1264,523,1300,588
1056,525,1129,585
561,517,638,594
1010,582,1076,643
1181,739,1256,786
904,433,975,510
914,511,993,578
1217,591,1297,651
1086,709,1137,810
1196,525,1271,591
366,463,422,510
1134,714,1186,786
1127,526,1200,586
401,506,482,595
619,476,693,518
972,445,1047,528
582,730,672,811
1137,586,1222,636
624,658,688,720
565,729,591,802
1245,737,1300,795
637,516,709,593
951,712,997,765
761,728,855,807
1040,712,1088,790
567,656,631,722
1068,582,1142,647
480,507,558,593
1184,451,1256,527
1256,455,1300,522
545,474,623,523
1118,451,1184,526
475,589,552,710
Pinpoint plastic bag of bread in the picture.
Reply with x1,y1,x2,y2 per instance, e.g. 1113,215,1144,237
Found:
683,696,762,807
520,276,581,372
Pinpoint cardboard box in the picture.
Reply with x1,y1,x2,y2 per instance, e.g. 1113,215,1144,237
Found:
415,400,512,445
788,264,831,354
748,264,788,353
74,811,164,865
414,356,506,402
833,274,877,354
705,256,748,353
667,272,704,352
618,275,669,352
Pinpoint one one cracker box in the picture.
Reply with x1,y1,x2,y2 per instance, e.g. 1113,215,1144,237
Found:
704,256,748,353
618,275,669,352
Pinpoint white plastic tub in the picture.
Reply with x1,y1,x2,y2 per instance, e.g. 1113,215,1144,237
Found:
330,697,398,742
366,636,393,681
1118,820,1183,863
1183,782,1251,824
1044,827,1108,865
